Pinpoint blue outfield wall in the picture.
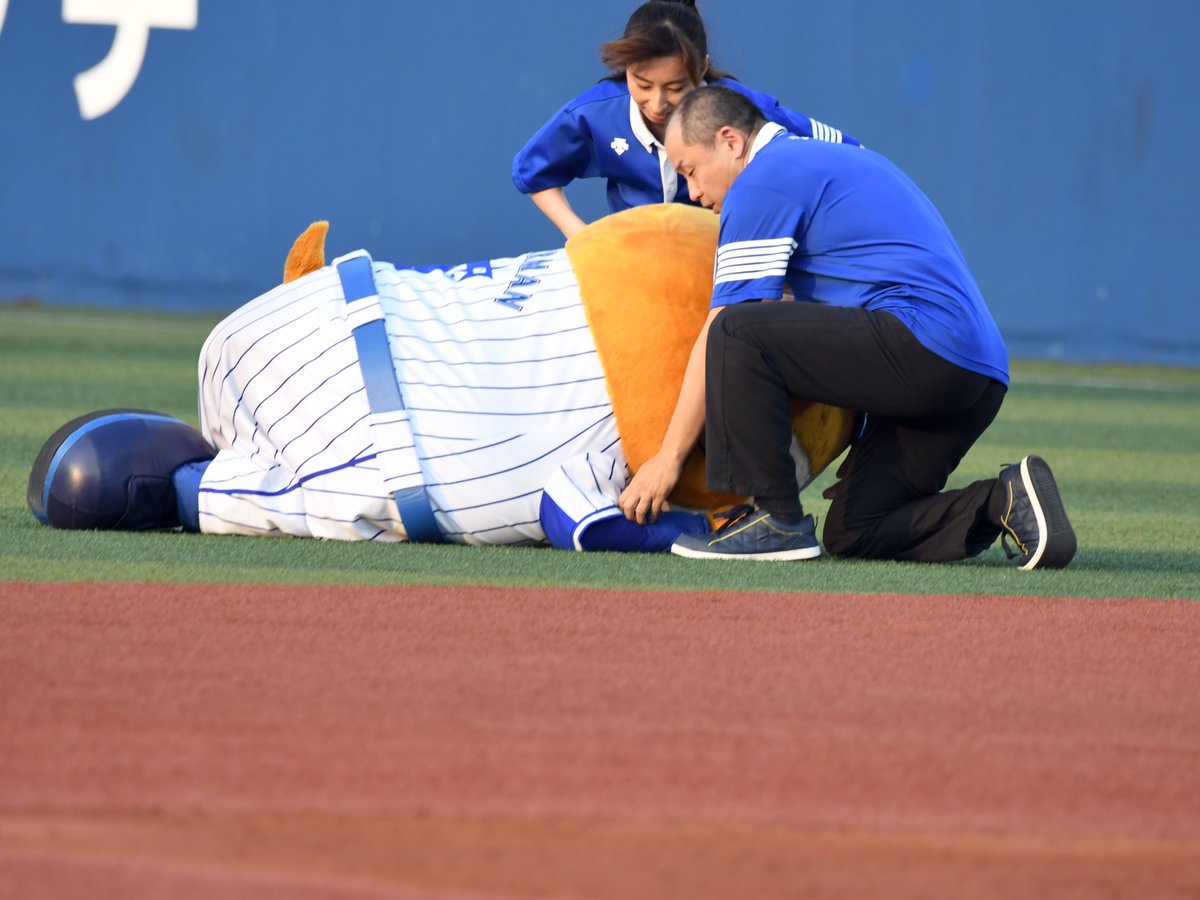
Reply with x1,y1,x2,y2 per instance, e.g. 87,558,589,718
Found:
1,0,1197,367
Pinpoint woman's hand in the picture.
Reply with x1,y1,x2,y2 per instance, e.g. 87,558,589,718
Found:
530,188,588,240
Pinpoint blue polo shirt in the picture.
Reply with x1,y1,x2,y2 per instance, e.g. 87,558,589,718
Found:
712,125,1009,385
513,78,860,214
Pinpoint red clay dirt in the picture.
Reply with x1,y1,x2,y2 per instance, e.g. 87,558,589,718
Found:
1,581,1198,899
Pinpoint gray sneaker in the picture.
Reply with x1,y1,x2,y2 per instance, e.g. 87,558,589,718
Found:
671,507,821,561
998,455,1077,570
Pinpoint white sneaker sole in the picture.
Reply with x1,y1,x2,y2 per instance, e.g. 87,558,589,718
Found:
1019,455,1077,571
669,543,821,561
1018,457,1049,570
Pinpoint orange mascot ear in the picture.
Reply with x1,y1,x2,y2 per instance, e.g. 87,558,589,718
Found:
283,220,329,283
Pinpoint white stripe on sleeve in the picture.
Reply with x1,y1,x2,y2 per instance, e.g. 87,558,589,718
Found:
809,118,844,143
714,238,798,285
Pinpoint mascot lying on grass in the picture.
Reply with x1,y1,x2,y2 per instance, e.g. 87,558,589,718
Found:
28,205,854,552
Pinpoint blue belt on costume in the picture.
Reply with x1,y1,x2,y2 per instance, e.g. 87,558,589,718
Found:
335,252,444,543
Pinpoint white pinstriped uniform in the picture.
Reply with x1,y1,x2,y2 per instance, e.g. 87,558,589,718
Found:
196,248,626,544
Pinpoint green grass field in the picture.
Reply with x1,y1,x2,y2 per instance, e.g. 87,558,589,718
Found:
2,303,1198,599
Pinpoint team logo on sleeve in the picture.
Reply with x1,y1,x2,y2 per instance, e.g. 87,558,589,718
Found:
610,137,629,156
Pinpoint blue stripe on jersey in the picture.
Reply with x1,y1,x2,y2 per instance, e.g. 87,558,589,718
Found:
257,356,358,445
204,273,327,337
238,324,323,396
439,517,541,540
391,347,600,369
287,412,371,476
232,326,329,444
392,374,606,394
208,290,333,419
246,336,336,420
200,450,379,498
386,321,590,345
554,457,609,518
387,293,581,323
418,432,522,462
198,504,391,541
449,486,542,514
591,452,618,498
249,357,359,451
427,411,614,489
197,509,277,534
405,400,612,418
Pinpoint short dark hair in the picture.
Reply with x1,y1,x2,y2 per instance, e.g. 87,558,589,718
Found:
672,85,766,147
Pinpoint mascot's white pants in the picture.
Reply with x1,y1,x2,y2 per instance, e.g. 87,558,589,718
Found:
195,249,628,545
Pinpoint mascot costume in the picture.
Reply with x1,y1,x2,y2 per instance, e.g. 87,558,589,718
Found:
28,205,855,552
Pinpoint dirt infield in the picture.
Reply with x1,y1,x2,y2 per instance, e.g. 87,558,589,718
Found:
1,581,1198,899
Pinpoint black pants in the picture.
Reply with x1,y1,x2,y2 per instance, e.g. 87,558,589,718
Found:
705,302,1006,562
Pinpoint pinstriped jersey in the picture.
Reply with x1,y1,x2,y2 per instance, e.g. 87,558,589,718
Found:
711,125,1009,385
196,249,626,544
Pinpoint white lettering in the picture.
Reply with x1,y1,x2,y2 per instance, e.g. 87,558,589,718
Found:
64,0,198,120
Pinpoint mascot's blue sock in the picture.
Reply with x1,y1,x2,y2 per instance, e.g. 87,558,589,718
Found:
578,510,709,553
171,460,209,532
539,487,709,552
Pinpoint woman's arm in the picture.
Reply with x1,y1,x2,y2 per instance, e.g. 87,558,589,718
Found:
617,306,723,524
530,187,589,240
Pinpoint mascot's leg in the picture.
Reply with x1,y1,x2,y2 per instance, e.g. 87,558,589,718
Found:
538,454,710,552
28,409,215,531
573,509,710,553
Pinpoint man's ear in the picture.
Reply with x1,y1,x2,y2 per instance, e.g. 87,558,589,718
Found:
717,125,746,157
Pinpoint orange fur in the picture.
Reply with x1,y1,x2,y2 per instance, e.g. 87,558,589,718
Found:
283,220,329,283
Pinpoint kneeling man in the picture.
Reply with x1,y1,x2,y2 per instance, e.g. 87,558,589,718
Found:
640,86,1075,569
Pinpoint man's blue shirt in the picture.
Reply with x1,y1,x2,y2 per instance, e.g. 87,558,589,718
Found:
713,128,1009,385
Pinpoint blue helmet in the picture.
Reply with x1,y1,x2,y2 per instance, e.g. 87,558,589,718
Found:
28,409,214,530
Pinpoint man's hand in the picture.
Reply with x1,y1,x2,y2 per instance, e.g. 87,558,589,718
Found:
618,306,723,525
618,450,685,525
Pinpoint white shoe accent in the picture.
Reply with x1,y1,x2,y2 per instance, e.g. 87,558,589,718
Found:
1019,455,1049,571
